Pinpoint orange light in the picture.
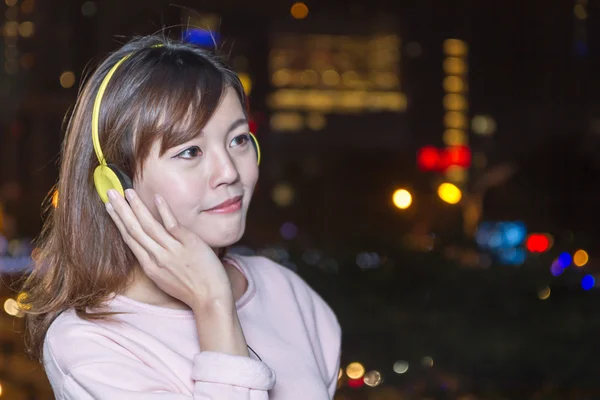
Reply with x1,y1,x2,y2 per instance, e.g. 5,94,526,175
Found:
290,2,309,19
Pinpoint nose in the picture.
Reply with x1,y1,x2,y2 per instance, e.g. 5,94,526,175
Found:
208,149,240,188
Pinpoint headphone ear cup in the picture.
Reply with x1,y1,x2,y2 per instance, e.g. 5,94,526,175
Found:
93,164,133,204
108,164,133,191
249,132,261,165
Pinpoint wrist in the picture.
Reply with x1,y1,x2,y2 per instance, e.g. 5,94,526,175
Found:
191,294,236,316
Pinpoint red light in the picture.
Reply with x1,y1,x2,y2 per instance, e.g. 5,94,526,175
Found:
418,146,472,172
347,377,365,389
526,234,550,252
417,146,440,171
446,146,471,167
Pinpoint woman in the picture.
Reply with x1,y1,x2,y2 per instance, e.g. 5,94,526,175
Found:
20,34,341,399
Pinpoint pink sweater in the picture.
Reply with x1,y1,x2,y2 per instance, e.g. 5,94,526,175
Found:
43,254,341,399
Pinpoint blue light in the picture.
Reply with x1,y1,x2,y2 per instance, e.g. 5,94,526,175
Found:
497,247,526,266
280,222,298,240
550,260,563,276
503,222,526,247
582,275,595,290
557,252,572,268
184,29,220,47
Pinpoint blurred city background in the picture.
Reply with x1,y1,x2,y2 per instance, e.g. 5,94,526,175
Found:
1,0,600,399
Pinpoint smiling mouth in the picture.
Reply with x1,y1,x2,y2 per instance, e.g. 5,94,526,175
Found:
204,196,243,214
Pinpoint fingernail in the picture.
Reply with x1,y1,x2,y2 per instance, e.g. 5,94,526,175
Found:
125,189,134,201
154,194,162,205
107,189,117,200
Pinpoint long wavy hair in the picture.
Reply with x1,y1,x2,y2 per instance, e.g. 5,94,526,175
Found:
19,34,247,361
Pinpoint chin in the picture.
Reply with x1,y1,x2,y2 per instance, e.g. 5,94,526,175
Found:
200,225,246,249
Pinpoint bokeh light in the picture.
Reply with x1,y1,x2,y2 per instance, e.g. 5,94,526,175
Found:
437,182,462,204
290,2,309,19
393,360,409,374
557,252,572,268
60,71,76,88
573,249,588,267
582,275,595,290
422,356,434,367
346,362,365,379
538,286,551,300
4,298,22,317
392,189,412,209
363,370,383,387
550,259,564,276
280,222,298,240
271,182,295,207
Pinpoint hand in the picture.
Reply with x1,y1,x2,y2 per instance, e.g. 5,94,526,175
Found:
105,188,234,310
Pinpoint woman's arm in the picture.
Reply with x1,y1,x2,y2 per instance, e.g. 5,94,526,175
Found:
45,332,275,400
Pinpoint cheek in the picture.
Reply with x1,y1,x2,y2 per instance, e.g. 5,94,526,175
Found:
241,159,259,189
136,174,200,220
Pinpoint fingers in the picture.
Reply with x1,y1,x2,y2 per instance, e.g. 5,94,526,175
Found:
105,201,155,270
106,189,175,260
153,193,195,245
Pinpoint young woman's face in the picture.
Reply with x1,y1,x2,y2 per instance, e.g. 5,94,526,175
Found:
134,87,259,248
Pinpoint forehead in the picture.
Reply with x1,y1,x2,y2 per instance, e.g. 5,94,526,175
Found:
201,87,247,131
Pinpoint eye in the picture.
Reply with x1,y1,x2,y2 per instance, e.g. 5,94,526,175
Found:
176,146,202,159
230,134,250,148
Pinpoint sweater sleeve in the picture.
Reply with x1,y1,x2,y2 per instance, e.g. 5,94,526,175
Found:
45,334,275,399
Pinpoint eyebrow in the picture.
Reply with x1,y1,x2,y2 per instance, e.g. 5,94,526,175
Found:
226,118,249,134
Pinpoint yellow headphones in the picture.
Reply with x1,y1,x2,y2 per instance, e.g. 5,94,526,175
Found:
92,45,261,204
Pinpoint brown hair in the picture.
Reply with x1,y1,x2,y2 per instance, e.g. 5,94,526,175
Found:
19,34,247,361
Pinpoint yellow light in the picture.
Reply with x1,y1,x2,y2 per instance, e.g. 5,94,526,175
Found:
438,183,462,204
272,69,291,87
3,298,21,317
444,111,467,129
3,21,18,37
443,129,467,146
17,292,30,311
52,190,59,208
393,189,412,209
538,286,551,300
322,69,340,86
237,72,252,95
443,76,464,93
18,21,35,37
5,0,17,6
573,250,589,267
443,93,467,111
60,71,76,88
346,362,365,379
443,39,468,56
443,57,467,75
271,182,295,207
290,2,309,19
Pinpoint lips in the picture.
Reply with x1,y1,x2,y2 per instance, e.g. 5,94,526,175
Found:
205,195,243,212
